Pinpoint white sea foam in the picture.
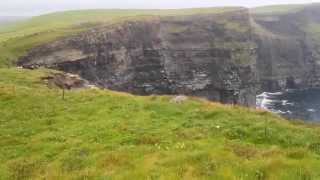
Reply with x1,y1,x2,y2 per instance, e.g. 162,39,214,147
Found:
281,100,294,106
257,92,285,113
257,92,269,98
281,100,288,106
257,92,275,111
267,92,283,96
307,109,316,112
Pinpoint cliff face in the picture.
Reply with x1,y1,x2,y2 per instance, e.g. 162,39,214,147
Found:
253,4,320,91
17,5,320,106
19,10,257,106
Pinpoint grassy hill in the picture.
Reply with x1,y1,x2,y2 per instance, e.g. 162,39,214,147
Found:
1,68,320,179
0,7,242,68
251,4,305,15
2,5,320,179
252,3,320,52
1,5,319,68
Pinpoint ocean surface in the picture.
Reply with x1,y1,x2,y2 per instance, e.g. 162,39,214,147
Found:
256,89,320,122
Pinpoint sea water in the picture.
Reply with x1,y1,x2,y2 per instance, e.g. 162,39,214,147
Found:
256,89,320,122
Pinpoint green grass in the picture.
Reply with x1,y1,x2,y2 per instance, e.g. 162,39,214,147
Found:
1,68,320,179
252,3,320,44
251,4,305,15
304,22,320,42
0,7,242,68
0,7,242,37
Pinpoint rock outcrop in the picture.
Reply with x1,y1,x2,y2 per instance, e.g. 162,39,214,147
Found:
41,73,89,89
18,9,257,106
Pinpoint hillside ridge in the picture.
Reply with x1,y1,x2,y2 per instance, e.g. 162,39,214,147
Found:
1,68,320,179
13,4,320,106
2,4,320,179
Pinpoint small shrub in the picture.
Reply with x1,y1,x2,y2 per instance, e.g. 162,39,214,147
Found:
102,152,129,170
294,167,312,180
260,147,283,158
286,148,307,159
196,160,218,177
8,158,40,180
224,128,248,140
227,143,257,159
255,169,266,180
135,135,161,145
187,153,219,177
61,148,90,171
308,143,320,155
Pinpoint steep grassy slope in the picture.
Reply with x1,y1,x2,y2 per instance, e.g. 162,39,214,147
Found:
251,4,305,15
1,68,320,179
251,3,320,36
0,7,242,68
251,3,320,91
2,5,320,179
252,3,320,38
17,9,257,107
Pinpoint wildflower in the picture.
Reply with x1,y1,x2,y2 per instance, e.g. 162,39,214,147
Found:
155,143,161,150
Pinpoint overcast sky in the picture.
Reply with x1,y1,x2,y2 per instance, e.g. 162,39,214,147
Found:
1,0,320,16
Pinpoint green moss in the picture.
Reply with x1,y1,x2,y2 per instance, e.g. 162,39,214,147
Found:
1,68,320,179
